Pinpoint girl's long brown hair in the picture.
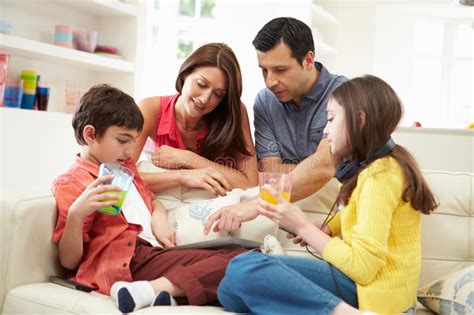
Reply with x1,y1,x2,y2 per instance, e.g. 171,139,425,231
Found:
175,43,250,162
331,75,437,214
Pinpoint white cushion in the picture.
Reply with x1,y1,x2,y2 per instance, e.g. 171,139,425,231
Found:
167,192,239,245
417,265,474,314
3,283,233,314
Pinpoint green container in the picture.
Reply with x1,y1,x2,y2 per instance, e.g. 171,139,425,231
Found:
98,191,128,215
97,163,134,215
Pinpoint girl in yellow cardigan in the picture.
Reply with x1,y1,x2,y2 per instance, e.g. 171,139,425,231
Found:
217,75,438,314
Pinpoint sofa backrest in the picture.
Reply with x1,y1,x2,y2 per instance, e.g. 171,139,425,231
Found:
418,170,474,286
393,127,473,173
2,171,472,312
0,192,65,311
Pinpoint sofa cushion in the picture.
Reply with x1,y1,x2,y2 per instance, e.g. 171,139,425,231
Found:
3,283,233,314
417,265,474,314
136,163,280,243
417,171,473,287
167,192,239,245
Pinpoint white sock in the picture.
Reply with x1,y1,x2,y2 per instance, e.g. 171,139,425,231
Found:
110,281,155,313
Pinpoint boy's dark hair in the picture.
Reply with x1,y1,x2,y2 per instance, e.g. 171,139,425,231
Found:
72,84,144,145
252,17,315,64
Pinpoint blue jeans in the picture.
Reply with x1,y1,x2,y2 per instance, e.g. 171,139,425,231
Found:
218,251,358,315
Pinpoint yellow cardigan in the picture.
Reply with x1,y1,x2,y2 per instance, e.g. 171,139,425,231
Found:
323,157,421,313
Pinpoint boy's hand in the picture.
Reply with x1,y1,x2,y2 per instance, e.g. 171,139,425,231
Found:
154,220,176,248
69,175,122,221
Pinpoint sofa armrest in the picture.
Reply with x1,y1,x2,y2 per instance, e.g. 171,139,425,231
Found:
0,191,65,312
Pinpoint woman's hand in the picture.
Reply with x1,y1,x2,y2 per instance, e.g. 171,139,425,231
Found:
257,184,309,236
151,145,193,169
180,168,232,196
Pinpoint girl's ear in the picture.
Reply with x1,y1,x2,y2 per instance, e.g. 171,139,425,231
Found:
83,125,96,145
359,111,366,128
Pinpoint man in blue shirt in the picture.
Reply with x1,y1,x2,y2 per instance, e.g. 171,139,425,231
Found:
205,17,345,233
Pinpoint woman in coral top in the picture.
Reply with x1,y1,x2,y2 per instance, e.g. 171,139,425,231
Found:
133,43,257,196
217,75,438,314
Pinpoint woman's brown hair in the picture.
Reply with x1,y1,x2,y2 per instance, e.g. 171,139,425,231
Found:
331,75,437,214
175,43,250,162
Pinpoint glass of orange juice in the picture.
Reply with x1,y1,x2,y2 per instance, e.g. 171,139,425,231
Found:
258,172,292,205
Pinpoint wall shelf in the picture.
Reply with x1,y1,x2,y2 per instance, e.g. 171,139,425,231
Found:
55,0,137,17
0,34,135,73
3,0,137,17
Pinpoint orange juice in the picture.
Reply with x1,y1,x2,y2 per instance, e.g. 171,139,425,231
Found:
259,189,291,205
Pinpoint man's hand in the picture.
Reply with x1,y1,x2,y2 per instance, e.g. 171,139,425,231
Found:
203,198,260,234
69,175,121,221
181,168,232,196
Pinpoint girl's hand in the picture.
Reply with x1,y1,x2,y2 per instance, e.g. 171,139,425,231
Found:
287,233,308,247
69,175,122,221
181,168,232,196
151,145,192,169
285,219,332,246
257,184,309,235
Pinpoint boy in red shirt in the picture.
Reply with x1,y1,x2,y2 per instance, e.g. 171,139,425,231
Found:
51,84,245,313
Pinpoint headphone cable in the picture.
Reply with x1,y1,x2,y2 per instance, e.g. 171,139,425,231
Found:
303,198,347,301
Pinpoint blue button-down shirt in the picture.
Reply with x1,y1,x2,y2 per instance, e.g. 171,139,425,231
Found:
253,62,346,163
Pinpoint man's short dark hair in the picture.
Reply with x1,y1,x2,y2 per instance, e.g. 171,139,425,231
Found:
72,84,144,145
252,17,315,64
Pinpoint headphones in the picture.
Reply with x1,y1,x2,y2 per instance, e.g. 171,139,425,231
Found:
335,138,396,183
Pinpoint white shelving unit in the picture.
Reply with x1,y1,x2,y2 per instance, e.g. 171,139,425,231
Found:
56,0,138,17
0,0,140,113
0,35,135,73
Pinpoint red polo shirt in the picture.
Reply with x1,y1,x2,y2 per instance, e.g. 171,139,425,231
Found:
155,94,208,152
51,155,155,295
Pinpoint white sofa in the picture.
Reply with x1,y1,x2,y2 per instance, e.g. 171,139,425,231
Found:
1,108,473,314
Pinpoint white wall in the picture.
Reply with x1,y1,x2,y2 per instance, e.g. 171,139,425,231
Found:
321,0,473,128
0,108,80,194
320,1,376,78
